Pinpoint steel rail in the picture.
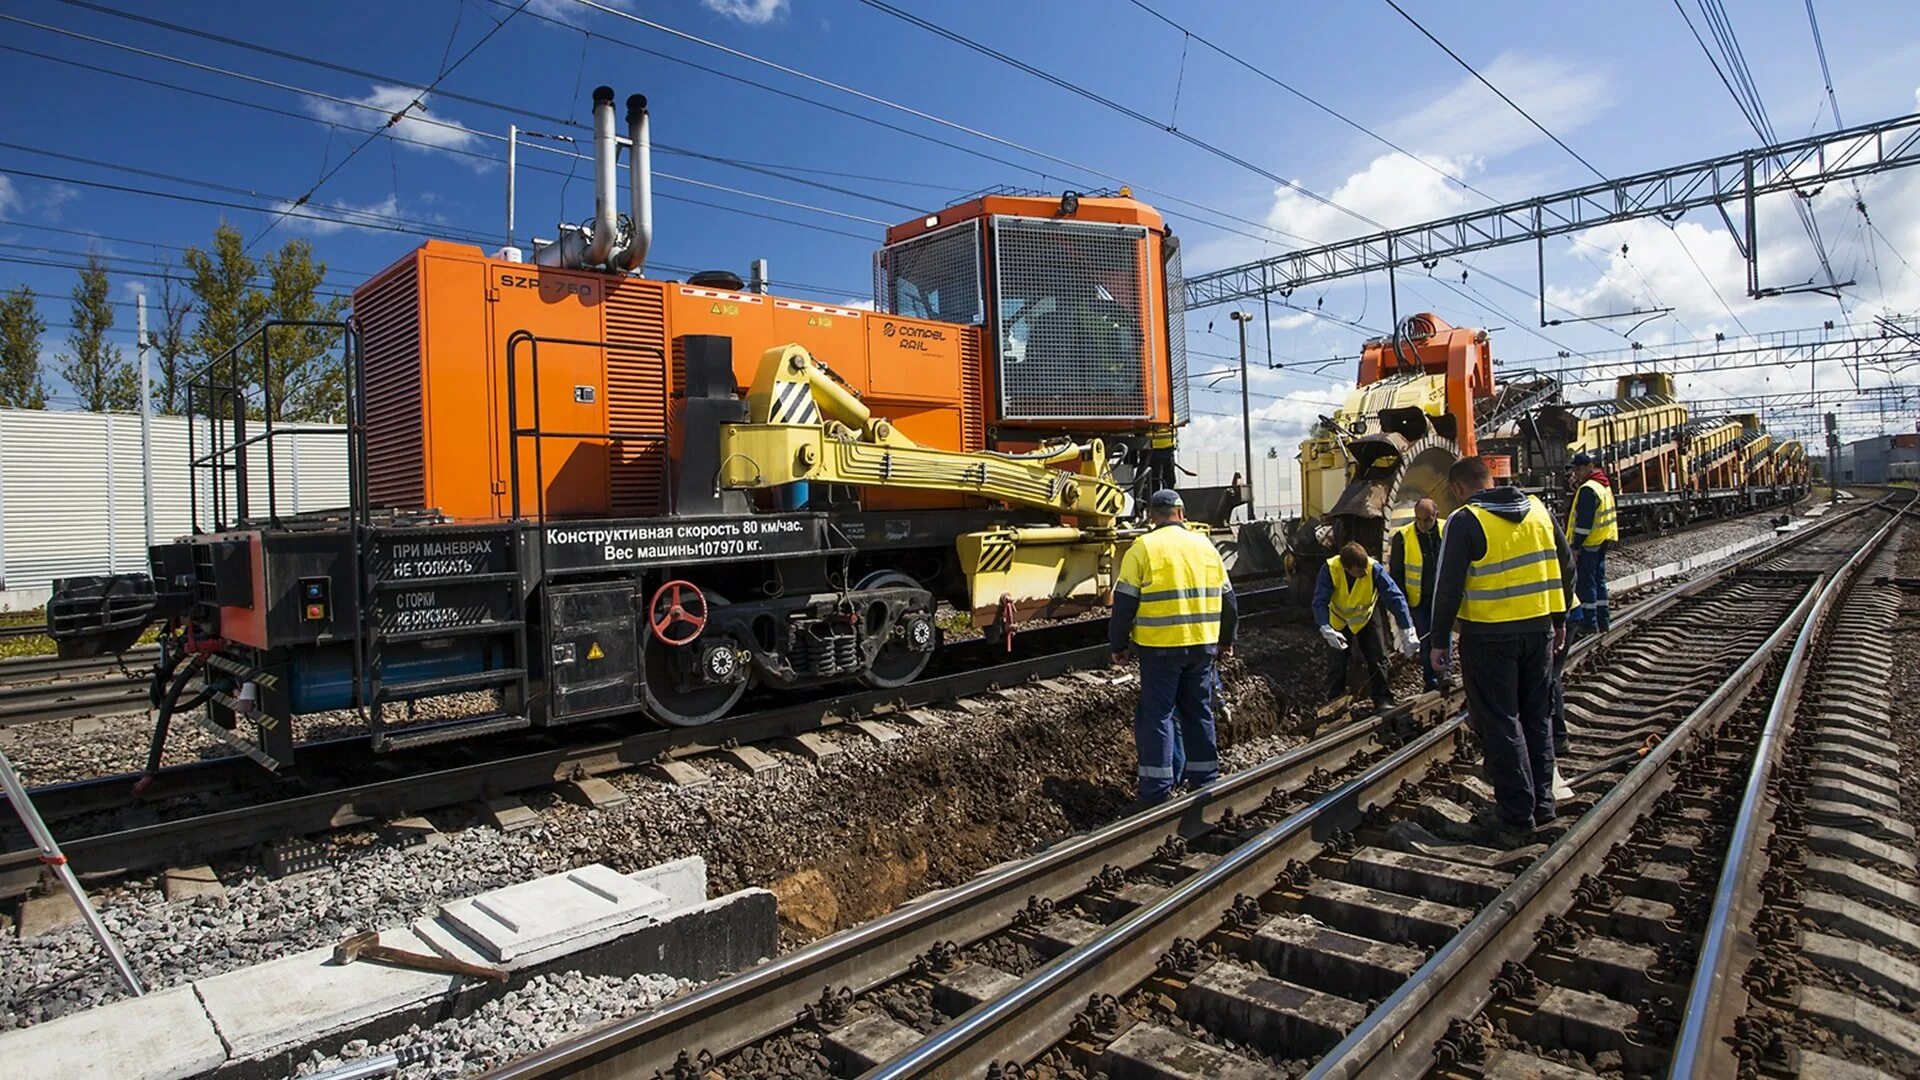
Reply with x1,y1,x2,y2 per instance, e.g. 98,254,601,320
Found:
1666,501,1910,1077
1302,580,1826,1080
0,680,152,727
482,501,1888,1080
482,683,1432,1079
863,570,1830,1079
0,645,158,680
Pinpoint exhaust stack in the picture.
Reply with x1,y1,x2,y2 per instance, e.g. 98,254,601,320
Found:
615,94,652,274
584,85,621,267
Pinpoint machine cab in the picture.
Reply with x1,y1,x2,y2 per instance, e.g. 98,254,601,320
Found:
872,189,1189,449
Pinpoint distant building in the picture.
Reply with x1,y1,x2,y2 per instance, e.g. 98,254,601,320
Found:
1836,433,1920,483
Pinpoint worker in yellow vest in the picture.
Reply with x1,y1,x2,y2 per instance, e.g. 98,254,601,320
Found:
1565,452,1618,634
1427,456,1575,844
1388,498,1445,690
1313,541,1418,710
1111,490,1237,805
1144,424,1195,495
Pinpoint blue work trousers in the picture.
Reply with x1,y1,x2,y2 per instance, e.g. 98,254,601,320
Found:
1133,645,1221,804
1574,547,1609,631
1459,630,1557,828
1412,608,1440,690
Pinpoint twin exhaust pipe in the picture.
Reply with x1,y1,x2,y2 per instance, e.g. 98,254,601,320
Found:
537,85,652,273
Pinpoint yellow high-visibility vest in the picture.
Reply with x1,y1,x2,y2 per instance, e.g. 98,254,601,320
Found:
1117,524,1227,647
1459,497,1568,624
1566,478,1618,548
1326,555,1378,632
1149,425,1178,451
1397,520,1445,607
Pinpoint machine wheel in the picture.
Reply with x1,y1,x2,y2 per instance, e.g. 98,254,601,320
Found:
641,589,748,726
856,570,936,689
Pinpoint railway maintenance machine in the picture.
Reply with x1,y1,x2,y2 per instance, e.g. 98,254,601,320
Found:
46,87,1196,772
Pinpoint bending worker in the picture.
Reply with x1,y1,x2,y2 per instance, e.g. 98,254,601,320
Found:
1314,541,1418,710
1427,456,1575,842
1111,490,1237,805
1388,498,1445,691
1566,451,1617,634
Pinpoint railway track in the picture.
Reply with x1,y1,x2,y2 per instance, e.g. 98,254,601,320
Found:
0,647,156,727
471,496,1904,1080
0,589,1293,882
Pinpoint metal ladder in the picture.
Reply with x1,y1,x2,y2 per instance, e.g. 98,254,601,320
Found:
359,526,534,752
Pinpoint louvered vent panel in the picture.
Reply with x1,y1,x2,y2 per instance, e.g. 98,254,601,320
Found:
355,261,424,509
959,331,985,452
604,281,671,516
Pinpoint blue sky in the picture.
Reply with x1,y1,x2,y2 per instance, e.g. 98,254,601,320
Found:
2,0,1917,450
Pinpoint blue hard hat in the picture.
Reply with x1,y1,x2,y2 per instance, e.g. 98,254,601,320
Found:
1148,489,1184,510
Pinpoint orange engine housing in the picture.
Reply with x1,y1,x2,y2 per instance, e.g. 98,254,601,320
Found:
353,241,986,522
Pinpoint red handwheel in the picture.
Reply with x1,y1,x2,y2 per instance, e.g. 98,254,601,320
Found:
648,579,708,646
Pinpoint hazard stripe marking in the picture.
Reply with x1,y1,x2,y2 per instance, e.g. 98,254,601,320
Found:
678,286,764,303
775,299,864,318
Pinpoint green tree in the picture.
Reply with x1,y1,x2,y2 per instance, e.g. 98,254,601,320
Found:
184,224,346,421
262,239,347,421
150,259,195,414
59,256,137,413
0,285,49,409
183,221,266,373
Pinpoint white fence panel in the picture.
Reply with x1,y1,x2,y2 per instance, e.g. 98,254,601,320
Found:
0,409,350,595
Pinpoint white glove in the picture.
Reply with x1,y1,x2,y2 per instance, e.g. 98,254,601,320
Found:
1320,625,1348,651
1399,631,1420,659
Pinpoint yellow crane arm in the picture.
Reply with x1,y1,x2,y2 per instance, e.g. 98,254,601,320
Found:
724,343,1124,524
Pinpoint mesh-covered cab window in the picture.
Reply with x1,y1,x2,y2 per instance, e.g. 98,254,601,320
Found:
1164,236,1189,425
872,220,983,324
992,216,1154,421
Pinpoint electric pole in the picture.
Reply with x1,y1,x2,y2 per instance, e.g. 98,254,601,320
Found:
1229,310,1255,515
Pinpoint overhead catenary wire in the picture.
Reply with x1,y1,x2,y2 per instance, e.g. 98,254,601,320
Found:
246,0,531,250
0,23,893,236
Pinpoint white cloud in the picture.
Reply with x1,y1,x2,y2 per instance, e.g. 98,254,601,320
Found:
1387,53,1611,161
122,281,148,302
276,194,407,235
840,297,876,310
1265,151,1481,247
0,176,16,217
0,176,78,221
309,85,485,164
701,0,787,25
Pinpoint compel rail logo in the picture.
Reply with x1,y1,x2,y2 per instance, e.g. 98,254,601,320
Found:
883,322,896,337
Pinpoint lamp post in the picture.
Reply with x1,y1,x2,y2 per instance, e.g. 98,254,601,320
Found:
1228,310,1255,514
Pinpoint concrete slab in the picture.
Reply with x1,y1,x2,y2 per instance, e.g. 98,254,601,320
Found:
379,816,447,849
1802,932,1920,1001
934,963,1022,1015
1804,799,1915,842
196,926,456,1058
1802,854,1919,911
896,708,948,727
952,696,993,714
781,731,841,763
1483,1048,1597,1080
1504,984,1640,1059
850,719,902,744
822,1011,925,1072
440,863,672,964
14,892,82,937
1302,878,1472,948
0,984,225,1080
1797,985,1920,1060
562,776,631,808
1802,891,1920,953
1243,914,1423,999
1806,825,1917,872
630,855,708,912
483,796,541,833
1100,1022,1272,1080
162,865,226,904
1797,1048,1900,1080
646,759,712,789
1343,846,1514,908
1182,960,1365,1053
720,743,786,778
